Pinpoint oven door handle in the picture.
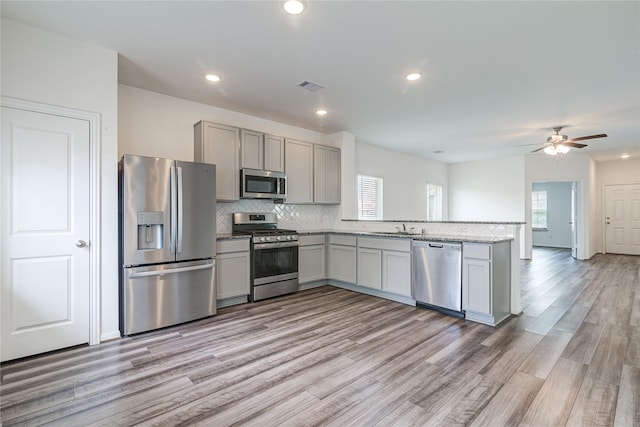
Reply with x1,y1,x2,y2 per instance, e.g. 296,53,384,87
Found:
253,241,299,250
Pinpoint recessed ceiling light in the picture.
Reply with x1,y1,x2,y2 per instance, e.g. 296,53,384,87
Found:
205,74,221,82
316,109,328,116
406,73,422,81
283,0,305,15
621,154,630,159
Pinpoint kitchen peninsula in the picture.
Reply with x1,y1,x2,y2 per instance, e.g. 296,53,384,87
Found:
218,219,523,327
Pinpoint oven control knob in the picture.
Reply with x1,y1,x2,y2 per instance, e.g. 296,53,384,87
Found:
287,236,293,240
276,236,282,241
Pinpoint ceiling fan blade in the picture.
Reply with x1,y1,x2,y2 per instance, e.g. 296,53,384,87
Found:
564,142,588,149
514,142,540,147
530,146,546,153
515,142,548,147
566,133,607,142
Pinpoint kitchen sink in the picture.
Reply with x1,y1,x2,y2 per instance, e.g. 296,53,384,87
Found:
370,231,416,236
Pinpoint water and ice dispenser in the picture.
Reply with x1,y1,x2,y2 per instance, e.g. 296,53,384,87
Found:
137,211,164,250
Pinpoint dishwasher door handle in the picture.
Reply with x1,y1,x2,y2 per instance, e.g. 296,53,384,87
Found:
428,243,444,248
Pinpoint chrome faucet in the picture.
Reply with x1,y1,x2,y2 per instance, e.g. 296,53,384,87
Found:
395,224,416,234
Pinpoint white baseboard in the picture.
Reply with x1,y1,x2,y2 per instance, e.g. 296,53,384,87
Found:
299,280,329,291
327,280,416,306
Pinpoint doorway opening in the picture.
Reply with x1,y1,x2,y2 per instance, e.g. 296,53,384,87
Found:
531,181,579,259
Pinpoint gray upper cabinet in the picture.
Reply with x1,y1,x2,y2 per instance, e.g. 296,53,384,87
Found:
194,121,240,201
314,145,341,204
241,131,284,173
240,129,264,170
264,134,285,172
285,138,314,204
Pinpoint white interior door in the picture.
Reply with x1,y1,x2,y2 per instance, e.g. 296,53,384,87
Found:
1,106,91,361
605,184,640,255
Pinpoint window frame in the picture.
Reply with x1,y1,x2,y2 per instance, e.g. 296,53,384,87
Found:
357,174,383,220
426,183,443,221
531,190,548,230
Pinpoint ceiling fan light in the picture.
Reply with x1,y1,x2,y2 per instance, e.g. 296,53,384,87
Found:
548,134,567,144
544,146,558,155
557,144,570,154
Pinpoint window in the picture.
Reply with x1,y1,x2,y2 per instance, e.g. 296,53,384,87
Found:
532,190,548,229
426,183,443,221
357,175,383,220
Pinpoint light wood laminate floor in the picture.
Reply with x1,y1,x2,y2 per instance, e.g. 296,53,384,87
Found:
1,247,639,426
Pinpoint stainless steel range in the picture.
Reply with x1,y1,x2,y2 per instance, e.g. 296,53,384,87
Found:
232,213,299,301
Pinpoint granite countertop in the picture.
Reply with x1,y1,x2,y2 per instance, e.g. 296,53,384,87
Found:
298,230,513,244
341,219,526,225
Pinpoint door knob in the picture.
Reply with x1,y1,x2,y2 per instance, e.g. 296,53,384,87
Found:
76,240,88,248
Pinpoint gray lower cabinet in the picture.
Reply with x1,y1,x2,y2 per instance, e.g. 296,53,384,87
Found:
382,250,411,297
357,247,382,289
357,237,411,297
299,234,326,284
462,241,511,326
216,239,250,306
328,234,357,284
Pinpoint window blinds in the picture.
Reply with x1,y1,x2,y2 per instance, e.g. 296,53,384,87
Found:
357,175,383,220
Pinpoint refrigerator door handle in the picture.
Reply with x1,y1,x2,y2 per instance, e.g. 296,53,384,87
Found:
128,262,215,279
169,166,177,254
177,166,184,254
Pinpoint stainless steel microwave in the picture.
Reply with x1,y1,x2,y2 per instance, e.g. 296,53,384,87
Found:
241,168,287,200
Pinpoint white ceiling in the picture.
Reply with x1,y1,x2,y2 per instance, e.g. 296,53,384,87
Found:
2,1,639,163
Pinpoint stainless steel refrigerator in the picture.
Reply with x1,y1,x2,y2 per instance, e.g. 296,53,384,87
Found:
118,155,216,335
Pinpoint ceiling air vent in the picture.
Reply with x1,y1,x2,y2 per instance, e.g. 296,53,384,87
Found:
297,80,324,92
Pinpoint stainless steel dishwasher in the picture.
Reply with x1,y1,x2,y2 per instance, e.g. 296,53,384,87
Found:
412,240,463,318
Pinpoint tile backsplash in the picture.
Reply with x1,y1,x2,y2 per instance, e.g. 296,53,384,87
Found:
216,200,340,233
216,200,519,241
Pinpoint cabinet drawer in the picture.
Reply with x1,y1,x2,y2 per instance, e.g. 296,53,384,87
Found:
217,238,250,254
358,237,410,252
299,234,326,246
463,243,491,260
328,234,357,246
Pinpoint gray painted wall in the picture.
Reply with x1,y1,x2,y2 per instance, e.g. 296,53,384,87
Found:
532,181,573,248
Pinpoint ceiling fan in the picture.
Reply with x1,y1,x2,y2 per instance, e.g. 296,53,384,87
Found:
531,127,607,155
